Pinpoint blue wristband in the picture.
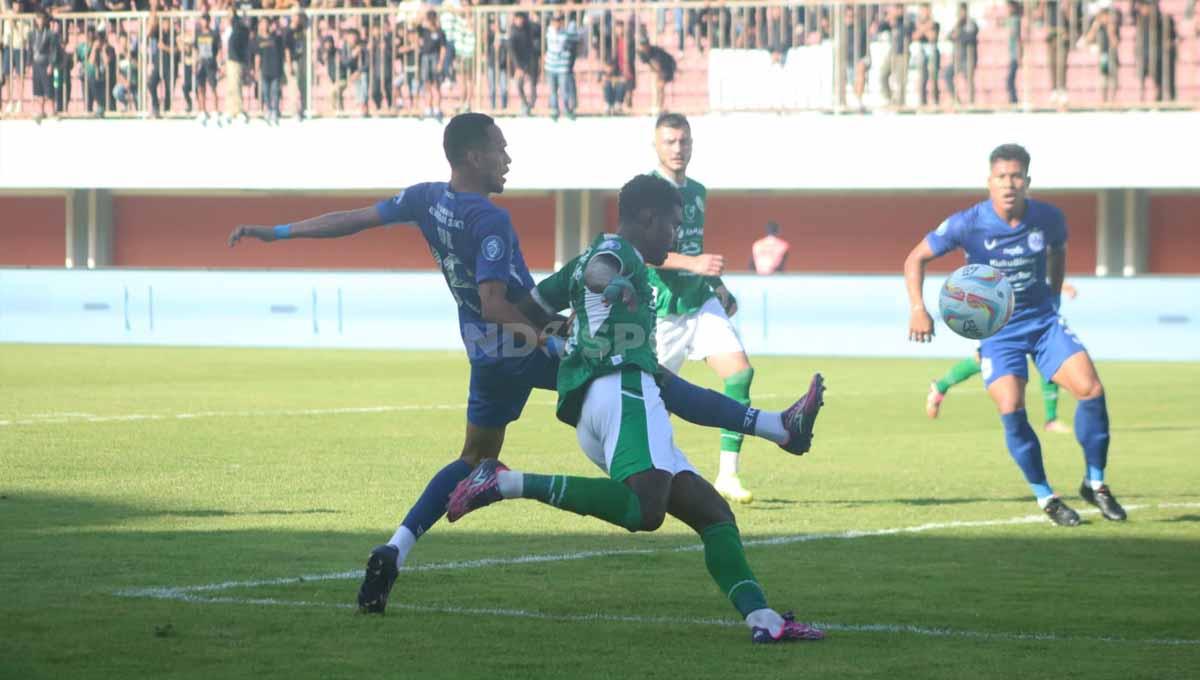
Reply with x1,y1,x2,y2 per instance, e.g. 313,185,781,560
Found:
544,335,565,357
273,224,293,239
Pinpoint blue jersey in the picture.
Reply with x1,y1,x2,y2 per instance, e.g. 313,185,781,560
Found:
926,199,1067,330
376,182,536,364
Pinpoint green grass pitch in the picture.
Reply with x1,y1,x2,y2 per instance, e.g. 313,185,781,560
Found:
2,345,1198,679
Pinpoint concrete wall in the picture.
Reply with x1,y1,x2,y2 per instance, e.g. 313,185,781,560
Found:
4,113,1200,191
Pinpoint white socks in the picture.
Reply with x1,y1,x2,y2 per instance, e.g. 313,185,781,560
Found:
718,451,740,478
497,470,524,499
753,412,789,444
746,608,785,637
1036,495,1057,509
1088,478,1105,490
386,526,418,570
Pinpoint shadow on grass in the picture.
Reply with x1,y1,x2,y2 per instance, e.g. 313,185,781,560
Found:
0,491,340,532
3,490,1200,679
1159,514,1200,523
1113,425,1200,433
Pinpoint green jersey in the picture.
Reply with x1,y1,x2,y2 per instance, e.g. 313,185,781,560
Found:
646,170,716,317
532,233,660,426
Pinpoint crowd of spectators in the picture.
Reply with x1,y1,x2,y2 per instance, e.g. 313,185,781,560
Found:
0,0,1196,120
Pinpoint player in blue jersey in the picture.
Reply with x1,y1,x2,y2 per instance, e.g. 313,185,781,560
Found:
902,143,1126,527
228,113,824,613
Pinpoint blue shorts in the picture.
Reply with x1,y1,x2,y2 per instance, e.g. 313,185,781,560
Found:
979,312,1086,388
467,348,560,428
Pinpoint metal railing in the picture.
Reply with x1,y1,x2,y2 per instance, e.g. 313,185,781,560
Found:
0,1,1194,120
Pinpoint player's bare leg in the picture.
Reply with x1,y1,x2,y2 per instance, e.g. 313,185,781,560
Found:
1052,351,1125,520
358,422,507,613
707,350,755,504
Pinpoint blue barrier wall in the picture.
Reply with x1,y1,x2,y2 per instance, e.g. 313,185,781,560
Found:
2,269,1197,361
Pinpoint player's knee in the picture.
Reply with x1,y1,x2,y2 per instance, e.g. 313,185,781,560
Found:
634,489,670,532
994,398,1024,415
638,506,667,532
1077,379,1104,401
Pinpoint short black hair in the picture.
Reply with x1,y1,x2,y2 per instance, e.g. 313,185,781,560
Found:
654,112,690,132
766,221,780,235
989,144,1031,173
443,113,496,166
618,174,681,225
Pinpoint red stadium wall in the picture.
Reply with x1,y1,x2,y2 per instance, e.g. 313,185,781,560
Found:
4,191,1195,273
0,195,66,267
110,193,556,269
1148,195,1200,275
605,192,1098,274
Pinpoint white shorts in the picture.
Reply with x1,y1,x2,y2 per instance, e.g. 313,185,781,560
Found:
655,296,747,374
576,370,697,482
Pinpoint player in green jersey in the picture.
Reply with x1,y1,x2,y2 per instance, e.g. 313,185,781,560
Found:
445,175,825,644
646,113,761,505
927,283,1077,434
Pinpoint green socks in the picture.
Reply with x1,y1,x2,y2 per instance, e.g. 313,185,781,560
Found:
1041,377,1060,422
935,357,982,394
701,522,768,617
522,473,644,532
721,368,754,454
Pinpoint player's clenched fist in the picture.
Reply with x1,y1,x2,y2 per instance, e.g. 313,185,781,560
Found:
908,307,934,343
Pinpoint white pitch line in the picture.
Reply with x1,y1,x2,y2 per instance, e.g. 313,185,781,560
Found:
117,502,1200,600
0,395,801,427
0,403,473,427
117,591,1200,647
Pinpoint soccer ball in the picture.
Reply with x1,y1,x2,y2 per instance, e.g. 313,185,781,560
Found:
938,264,1015,340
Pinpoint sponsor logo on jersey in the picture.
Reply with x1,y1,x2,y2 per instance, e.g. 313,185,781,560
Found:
693,195,705,214
391,189,406,205
597,239,622,252
1028,230,1045,252
984,238,999,250
684,205,697,221
1002,245,1025,256
482,235,506,262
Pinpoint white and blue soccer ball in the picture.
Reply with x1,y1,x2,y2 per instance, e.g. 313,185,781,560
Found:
938,264,1015,340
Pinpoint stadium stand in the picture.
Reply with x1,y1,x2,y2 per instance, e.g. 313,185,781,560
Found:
0,0,1195,119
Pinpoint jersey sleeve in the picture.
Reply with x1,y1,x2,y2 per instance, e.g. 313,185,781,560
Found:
1046,206,1068,248
531,256,578,315
924,211,968,257
374,183,425,225
473,212,516,284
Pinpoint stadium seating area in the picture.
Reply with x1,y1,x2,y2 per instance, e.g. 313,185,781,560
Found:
0,0,1196,119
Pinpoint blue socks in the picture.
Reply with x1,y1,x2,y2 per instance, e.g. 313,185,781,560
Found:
1075,394,1110,483
659,373,760,435
400,459,473,538
1000,410,1053,499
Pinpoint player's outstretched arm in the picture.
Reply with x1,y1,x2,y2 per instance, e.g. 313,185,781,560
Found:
227,206,384,247
659,251,724,276
903,239,938,343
